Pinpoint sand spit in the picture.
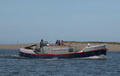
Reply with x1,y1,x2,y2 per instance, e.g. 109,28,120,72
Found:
0,44,35,49
68,43,120,51
0,43,120,51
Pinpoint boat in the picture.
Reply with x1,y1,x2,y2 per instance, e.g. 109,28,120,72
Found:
19,41,107,59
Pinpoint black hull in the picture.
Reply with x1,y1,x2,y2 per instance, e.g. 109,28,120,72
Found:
19,49,107,59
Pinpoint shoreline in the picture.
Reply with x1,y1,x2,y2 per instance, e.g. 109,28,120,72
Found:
0,43,120,51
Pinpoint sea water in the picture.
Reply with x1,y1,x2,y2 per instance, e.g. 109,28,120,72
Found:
0,49,120,76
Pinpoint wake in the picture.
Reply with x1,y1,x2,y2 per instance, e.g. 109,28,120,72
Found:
0,55,26,59
81,55,107,59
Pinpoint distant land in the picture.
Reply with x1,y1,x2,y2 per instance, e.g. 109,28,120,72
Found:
64,41,120,51
64,41,120,45
0,41,120,51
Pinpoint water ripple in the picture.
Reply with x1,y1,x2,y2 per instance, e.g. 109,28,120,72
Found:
0,49,120,76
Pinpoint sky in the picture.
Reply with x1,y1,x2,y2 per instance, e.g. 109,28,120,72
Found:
0,0,120,44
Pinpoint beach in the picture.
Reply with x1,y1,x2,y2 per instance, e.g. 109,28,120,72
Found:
0,43,120,51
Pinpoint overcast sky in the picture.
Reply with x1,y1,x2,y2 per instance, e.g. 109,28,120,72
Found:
0,0,120,44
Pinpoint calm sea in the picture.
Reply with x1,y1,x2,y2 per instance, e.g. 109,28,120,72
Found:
0,49,120,76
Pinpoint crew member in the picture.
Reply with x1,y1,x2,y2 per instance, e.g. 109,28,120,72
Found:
57,40,60,45
40,39,44,48
61,40,63,45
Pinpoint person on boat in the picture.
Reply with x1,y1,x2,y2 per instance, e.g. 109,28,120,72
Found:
57,40,60,45
40,39,44,48
61,40,64,45
56,40,58,45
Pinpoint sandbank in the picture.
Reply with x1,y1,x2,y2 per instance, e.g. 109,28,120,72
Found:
0,43,120,51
